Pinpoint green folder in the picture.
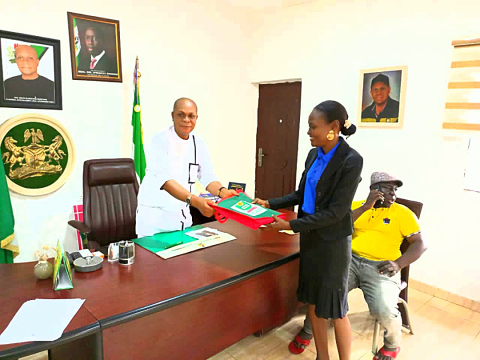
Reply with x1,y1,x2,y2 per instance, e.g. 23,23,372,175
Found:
133,225,204,254
216,192,282,219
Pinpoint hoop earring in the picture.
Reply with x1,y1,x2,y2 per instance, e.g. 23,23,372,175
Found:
327,130,335,141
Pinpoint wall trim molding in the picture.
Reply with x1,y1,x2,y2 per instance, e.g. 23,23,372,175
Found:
410,278,480,313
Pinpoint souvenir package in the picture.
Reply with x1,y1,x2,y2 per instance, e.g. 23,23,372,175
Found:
214,191,286,230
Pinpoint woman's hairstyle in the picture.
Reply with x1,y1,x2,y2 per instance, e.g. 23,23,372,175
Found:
313,100,357,137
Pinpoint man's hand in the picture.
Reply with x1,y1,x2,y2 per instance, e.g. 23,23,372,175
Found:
377,260,401,277
264,215,291,231
220,188,239,198
364,189,385,210
251,198,270,208
191,196,215,217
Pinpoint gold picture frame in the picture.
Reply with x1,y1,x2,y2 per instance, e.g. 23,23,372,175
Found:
357,65,408,128
0,113,75,196
67,12,122,82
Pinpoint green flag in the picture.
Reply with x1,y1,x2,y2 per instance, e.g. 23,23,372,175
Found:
132,56,146,182
73,18,81,67
0,163,18,264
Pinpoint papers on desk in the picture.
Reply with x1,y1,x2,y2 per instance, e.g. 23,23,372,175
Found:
78,249,93,257
185,227,229,240
257,226,295,235
280,230,296,235
0,299,85,345
157,228,236,259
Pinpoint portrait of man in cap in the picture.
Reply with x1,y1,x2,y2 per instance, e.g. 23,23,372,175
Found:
358,67,407,127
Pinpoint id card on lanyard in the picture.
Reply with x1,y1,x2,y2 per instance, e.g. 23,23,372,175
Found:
188,135,199,184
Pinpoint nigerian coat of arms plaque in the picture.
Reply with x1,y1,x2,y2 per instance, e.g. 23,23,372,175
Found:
0,114,75,196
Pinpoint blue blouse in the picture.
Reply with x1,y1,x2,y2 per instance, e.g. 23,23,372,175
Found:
302,142,340,214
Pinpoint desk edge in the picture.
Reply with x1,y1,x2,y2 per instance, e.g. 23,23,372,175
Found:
0,322,100,359
100,252,300,329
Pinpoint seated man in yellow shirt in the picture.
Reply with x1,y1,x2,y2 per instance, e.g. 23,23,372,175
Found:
289,172,427,360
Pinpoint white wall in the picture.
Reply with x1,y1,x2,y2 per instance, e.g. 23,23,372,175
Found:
3,0,479,302
248,0,480,300
1,0,259,261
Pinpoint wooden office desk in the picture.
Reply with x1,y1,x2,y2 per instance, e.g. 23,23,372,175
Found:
0,210,300,360
0,262,102,360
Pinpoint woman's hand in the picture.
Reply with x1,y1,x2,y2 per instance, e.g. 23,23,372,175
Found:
252,198,270,208
220,188,239,198
191,196,216,217
264,215,291,231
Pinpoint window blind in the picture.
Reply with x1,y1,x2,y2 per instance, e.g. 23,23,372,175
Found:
444,38,480,131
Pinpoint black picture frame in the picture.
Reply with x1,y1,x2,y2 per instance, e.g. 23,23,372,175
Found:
67,12,122,82
0,30,62,110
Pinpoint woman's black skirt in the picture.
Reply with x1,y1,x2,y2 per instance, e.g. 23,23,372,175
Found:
297,232,352,320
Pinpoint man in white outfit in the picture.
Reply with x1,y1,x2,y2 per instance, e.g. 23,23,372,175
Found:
136,98,236,237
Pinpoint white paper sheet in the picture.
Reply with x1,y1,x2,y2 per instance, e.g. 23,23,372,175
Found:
280,230,296,235
158,229,236,259
78,249,93,257
0,299,85,344
185,227,226,240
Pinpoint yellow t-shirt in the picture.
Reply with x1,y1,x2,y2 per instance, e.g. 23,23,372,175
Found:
351,201,421,261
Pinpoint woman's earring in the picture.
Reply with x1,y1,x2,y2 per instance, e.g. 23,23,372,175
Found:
327,130,335,141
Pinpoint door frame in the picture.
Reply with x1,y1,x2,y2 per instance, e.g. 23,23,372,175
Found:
252,78,302,86
252,78,303,200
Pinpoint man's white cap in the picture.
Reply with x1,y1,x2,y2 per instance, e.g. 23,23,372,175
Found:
370,172,403,187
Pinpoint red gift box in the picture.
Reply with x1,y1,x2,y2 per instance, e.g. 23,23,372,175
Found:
213,191,286,230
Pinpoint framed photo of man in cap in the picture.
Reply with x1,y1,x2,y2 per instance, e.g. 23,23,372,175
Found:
357,66,407,128
67,12,122,82
0,30,62,110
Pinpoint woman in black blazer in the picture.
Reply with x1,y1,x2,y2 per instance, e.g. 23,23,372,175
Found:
253,100,363,360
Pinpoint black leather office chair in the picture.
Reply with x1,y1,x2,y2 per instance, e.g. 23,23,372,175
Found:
372,197,423,354
68,158,139,254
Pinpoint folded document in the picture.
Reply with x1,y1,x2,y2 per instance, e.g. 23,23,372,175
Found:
0,299,85,344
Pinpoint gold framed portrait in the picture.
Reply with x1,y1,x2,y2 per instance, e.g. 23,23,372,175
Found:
0,113,75,196
357,66,408,128
67,12,122,82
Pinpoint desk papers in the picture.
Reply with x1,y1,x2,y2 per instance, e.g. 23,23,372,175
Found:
184,227,230,240
157,228,236,259
0,299,85,344
78,249,93,257
280,230,296,235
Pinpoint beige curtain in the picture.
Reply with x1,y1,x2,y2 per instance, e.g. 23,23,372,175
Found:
444,38,480,131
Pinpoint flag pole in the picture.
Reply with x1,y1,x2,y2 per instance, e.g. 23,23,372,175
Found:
132,56,146,182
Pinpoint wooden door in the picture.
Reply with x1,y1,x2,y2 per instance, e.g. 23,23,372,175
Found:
255,82,302,202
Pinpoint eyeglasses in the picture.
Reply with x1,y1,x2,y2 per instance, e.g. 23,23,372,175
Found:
176,112,197,120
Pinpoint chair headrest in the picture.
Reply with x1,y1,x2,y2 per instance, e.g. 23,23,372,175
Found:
86,159,137,187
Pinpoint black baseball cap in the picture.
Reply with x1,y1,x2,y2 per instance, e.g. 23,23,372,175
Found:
371,74,390,88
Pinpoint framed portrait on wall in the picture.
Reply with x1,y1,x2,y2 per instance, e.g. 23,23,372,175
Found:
357,66,407,128
67,12,122,82
0,31,62,110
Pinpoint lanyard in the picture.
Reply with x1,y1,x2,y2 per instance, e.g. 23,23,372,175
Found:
193,135,197,163
188,135,199,186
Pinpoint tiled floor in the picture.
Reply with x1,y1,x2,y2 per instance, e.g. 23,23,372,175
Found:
208,287,480,360
19,288,480,360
